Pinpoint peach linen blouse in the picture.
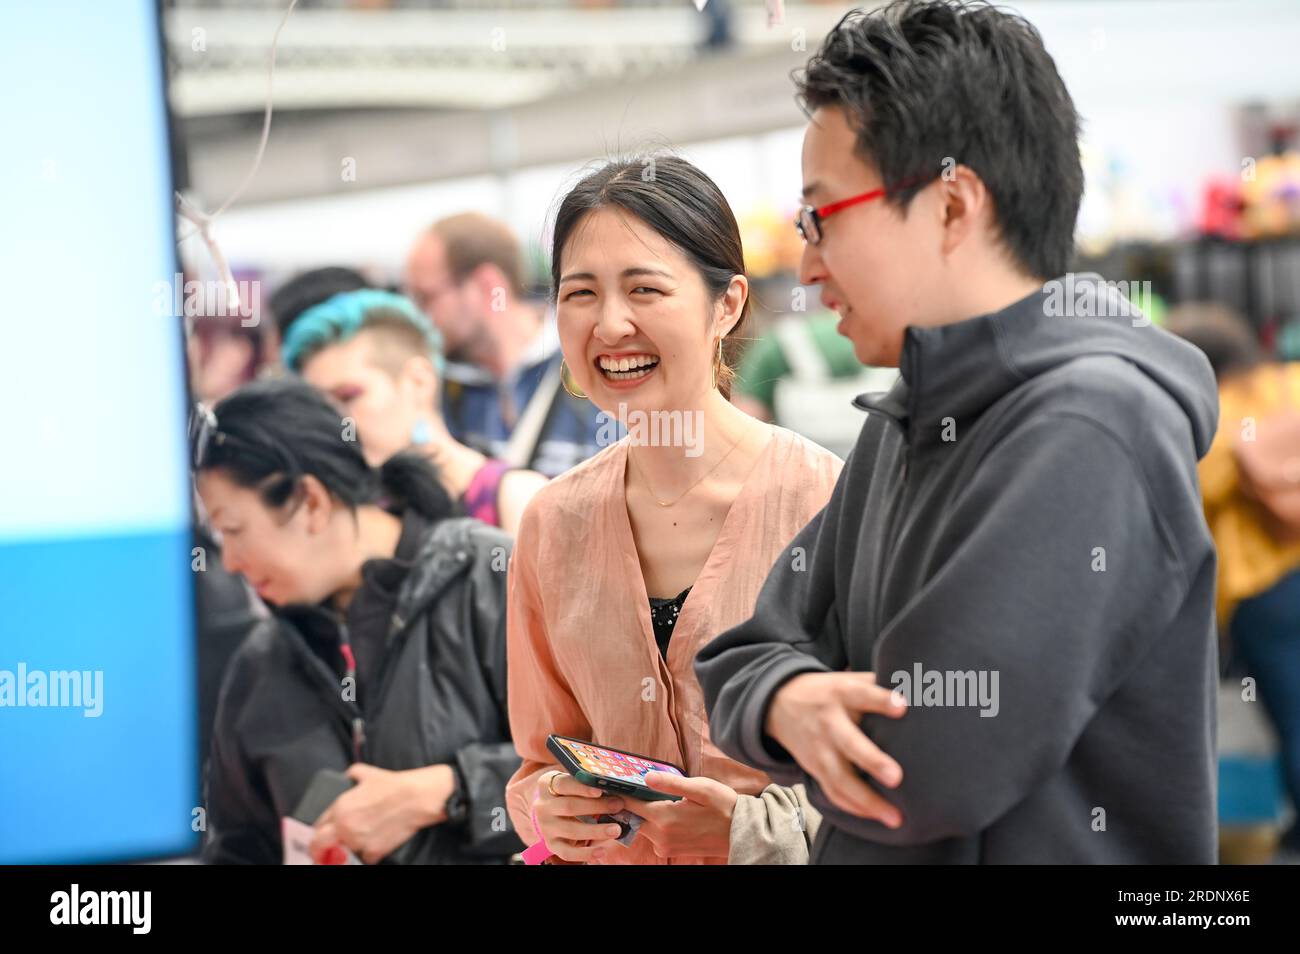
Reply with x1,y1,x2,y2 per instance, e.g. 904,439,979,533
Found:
505,424,843,864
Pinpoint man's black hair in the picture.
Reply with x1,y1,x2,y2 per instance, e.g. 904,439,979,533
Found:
796,0,1083,279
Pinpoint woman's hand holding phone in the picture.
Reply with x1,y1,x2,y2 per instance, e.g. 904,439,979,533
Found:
622,771,739,860
533,770,627,863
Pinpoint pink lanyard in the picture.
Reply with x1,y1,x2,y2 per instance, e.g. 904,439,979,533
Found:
520,802,554,865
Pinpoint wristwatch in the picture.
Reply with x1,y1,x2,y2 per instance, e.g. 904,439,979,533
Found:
444,766,469,825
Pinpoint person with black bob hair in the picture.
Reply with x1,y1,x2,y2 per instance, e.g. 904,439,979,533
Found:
193,377,522,864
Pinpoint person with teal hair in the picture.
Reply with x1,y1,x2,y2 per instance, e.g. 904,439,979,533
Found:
282,288,547,536
284,289,447,378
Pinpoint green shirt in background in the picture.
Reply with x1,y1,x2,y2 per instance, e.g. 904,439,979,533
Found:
736,313,864,412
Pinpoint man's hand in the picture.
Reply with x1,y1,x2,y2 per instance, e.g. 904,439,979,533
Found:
765,671,907,826
309,763,455,865
621,772,739,860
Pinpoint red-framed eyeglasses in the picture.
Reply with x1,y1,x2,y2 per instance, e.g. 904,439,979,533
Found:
794,175,933,245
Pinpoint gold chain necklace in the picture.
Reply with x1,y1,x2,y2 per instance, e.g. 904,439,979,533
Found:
628,422,753,508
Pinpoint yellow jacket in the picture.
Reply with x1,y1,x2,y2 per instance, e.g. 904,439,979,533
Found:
1200,361,1300,628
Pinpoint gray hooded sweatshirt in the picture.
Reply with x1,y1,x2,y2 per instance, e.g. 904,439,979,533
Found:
696,275,1220,864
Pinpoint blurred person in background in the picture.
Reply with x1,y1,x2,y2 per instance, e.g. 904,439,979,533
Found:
192,514,266,775
405,211,604,477
186,314,265,406
184,292,273,771
1169,302,1300,859
732,302,899,458
282,288,547,535
190,266,404,743
506,155,858,866
193,377,521,865
732,311,867,422
270,265,371,343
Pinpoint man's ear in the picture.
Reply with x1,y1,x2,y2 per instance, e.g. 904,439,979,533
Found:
472,263,512,316
936,164,993,258
298,474,335,535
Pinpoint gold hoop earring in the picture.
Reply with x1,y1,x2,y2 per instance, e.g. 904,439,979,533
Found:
712,336,723,390
560,359,587,399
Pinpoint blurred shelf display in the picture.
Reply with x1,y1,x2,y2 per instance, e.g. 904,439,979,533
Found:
164,0,840,117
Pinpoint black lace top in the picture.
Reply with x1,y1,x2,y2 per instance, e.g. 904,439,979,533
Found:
648,586,692,660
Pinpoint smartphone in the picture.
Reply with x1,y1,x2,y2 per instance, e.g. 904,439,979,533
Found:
291,769,355,824
547,734,685,802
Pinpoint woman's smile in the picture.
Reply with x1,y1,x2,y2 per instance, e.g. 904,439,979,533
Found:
595,352,661,389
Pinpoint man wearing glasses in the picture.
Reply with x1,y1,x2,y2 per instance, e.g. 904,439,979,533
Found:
405,213,605,479
697,0,1221,864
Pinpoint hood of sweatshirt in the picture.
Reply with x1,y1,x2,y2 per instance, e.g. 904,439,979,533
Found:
855,273,1218,459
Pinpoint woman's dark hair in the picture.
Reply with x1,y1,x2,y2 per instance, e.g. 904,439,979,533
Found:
270,266,370,338
795,0,1083,280
549,154,749,400
195,377,455,522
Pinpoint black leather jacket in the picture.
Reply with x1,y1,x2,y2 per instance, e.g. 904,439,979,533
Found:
201,515,523,864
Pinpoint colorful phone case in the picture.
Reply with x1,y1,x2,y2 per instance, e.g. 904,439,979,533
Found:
546,734,684,802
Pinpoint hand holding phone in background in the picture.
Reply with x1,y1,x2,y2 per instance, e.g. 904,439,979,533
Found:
308,763,457,865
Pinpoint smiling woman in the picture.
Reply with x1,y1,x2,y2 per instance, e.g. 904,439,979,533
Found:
504,155,848,866
551,155,750,403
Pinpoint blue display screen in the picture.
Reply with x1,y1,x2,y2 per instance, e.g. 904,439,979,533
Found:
0,0,199,863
